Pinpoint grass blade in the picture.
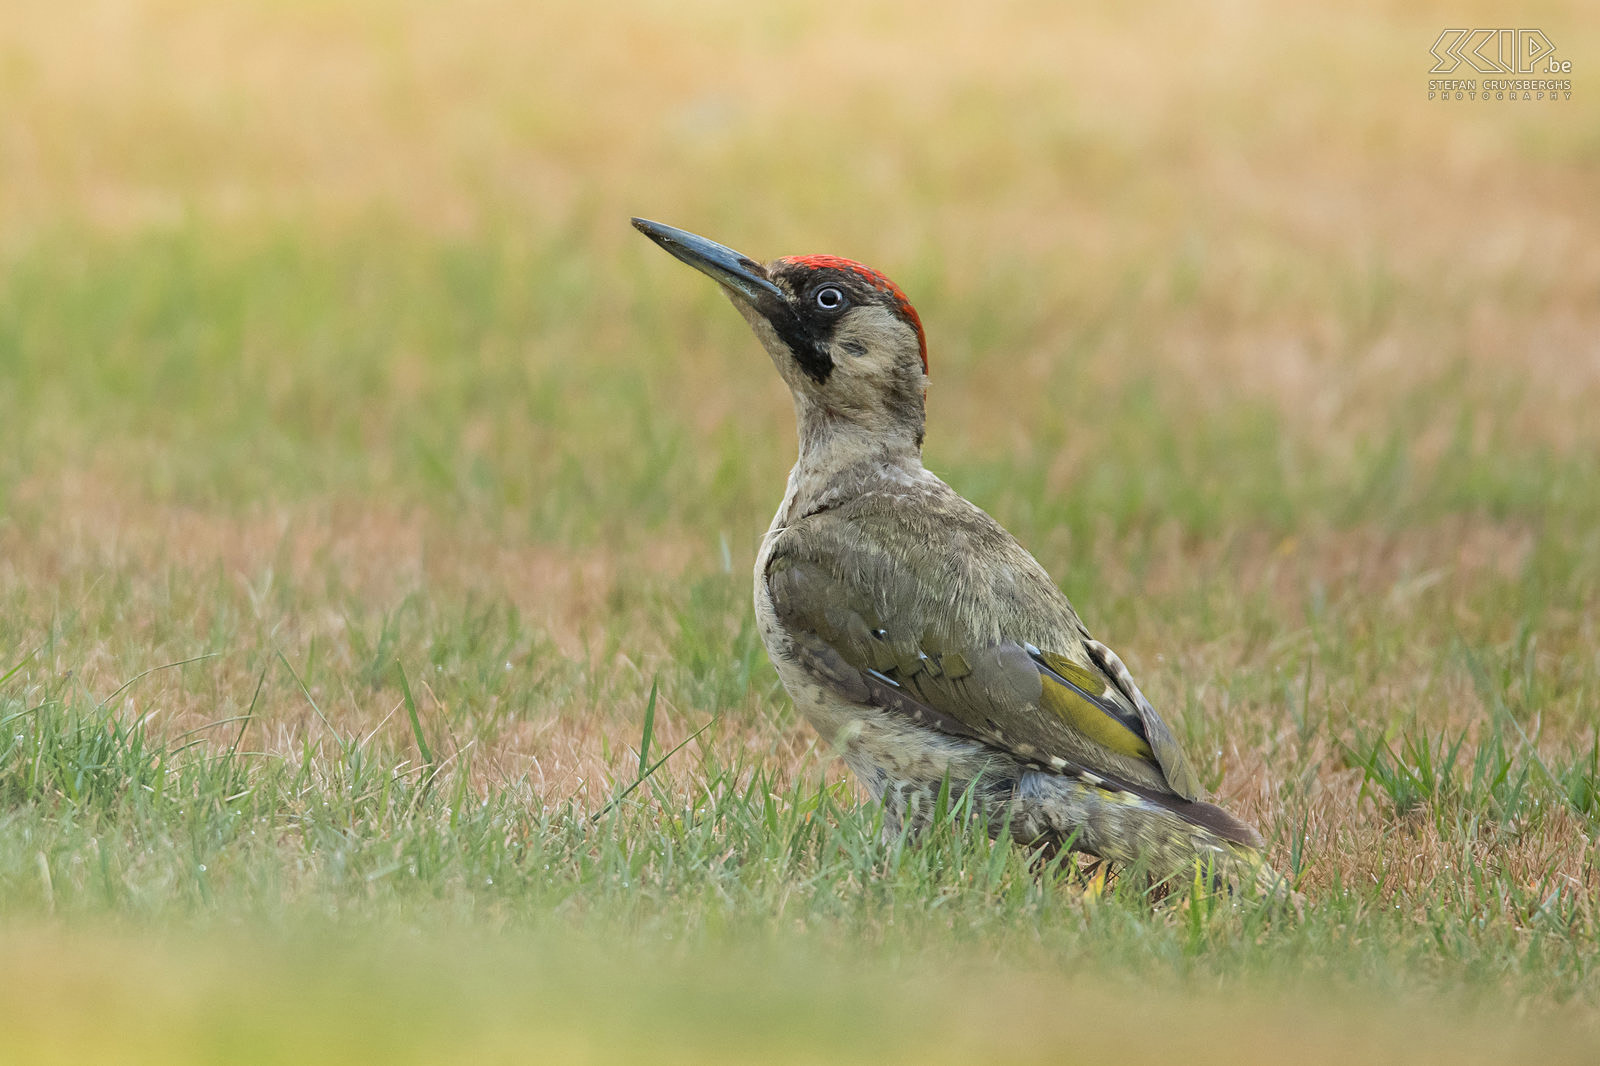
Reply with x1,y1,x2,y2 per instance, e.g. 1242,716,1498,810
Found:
275,649,334,733
98,652,222,709
637,677,658,781
1,649,37,690
395,659,435,768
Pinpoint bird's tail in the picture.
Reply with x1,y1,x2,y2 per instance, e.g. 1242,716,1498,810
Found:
1137,789,1294,898
1163,795,1264,849
1011,770,1292,897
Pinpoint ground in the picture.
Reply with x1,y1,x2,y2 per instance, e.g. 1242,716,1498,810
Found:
1,1,1598,1061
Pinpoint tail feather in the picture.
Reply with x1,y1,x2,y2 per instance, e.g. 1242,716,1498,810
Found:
1090,769,1265,849
1166,796,1264,849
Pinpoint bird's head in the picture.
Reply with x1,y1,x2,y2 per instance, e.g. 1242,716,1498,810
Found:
634,218,929,450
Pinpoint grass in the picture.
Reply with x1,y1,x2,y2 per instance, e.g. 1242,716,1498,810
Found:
2,0,1599,1060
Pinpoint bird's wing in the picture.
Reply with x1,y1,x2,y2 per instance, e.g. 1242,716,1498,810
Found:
1076,634,1203,801
764,509,1203,802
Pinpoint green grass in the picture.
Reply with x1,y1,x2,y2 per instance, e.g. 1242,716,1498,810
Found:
3,0,1600,1059
1,667,1597,1061
0,671,1591,983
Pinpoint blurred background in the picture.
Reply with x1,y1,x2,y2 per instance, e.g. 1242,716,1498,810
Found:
1,1,1597,1061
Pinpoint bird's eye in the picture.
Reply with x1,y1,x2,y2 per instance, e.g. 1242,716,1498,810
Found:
813,286,846,312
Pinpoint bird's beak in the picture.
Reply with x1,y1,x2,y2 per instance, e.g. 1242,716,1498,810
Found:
632,218,786,305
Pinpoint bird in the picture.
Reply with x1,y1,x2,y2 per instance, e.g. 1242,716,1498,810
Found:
633,217,1272,887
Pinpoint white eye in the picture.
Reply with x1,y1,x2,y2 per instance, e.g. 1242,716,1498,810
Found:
814,286,845,311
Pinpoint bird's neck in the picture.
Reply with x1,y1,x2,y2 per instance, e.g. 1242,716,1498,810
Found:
780,395,928,521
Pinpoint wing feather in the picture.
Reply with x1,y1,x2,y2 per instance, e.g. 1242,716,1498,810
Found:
766,537,1200,800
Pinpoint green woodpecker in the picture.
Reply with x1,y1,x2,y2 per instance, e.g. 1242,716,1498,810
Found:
634,218,1268,883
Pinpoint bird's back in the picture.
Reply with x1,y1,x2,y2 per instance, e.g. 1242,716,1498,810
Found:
767,467,1092,664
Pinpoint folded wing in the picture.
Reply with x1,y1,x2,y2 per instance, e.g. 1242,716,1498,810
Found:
766,550,1201,802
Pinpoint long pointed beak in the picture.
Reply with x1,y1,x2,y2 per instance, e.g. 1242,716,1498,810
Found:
631,218,785,304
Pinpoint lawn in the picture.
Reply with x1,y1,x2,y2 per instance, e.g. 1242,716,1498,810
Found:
1,1,1597,1061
